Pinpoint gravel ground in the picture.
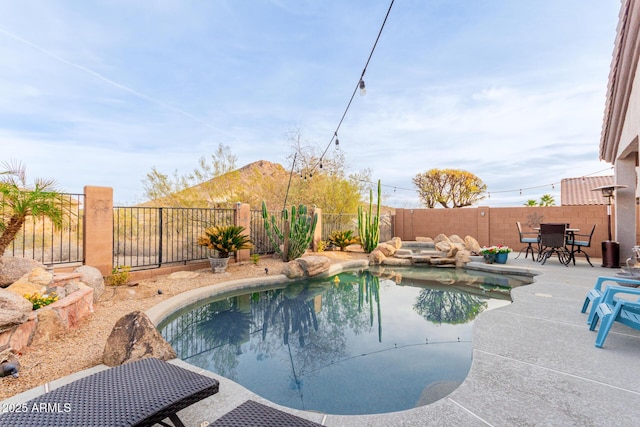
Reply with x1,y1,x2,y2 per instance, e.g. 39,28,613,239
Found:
0,252,364,400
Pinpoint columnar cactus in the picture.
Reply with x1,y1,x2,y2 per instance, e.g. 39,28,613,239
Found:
358,179,381,253
262,202,318,261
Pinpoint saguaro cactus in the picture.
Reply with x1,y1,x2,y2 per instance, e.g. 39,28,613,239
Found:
358,179,381,253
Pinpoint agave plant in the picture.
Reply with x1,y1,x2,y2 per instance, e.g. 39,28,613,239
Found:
197,225,253,258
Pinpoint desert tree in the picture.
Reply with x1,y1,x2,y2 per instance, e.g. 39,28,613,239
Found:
412,168,487,208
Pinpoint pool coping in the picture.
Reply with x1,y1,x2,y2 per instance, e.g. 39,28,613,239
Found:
4,257,640,426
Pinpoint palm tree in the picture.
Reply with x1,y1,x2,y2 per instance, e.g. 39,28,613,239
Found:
0,161,69,254
538,194,556,207
524,199,538,207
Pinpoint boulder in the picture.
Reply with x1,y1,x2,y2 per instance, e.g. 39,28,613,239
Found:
455,250,472,267
283,260,305,279
433,234,451,245
415,236,434,243
297,256,331,277
5,267,52,297
384,237,402,249
381,257,412,266
376,243,396,257
31,308,65,346
435,240,452,252
464,236,482,254
0,257,45,288
449,235,465,245
283,256,331,279
102,311,176,367
0,288,32,332
369,249,386,265
73,265,105,303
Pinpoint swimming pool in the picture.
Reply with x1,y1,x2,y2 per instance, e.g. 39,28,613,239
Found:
158,266,530,415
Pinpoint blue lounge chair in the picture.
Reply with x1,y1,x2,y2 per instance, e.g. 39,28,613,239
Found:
589,286,640,348
581,276,640,325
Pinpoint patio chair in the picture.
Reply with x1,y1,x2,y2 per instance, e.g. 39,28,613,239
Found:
0,357,219,427
538,223,570,265
589,286,640,348
566,224,596,267
515,221,539,261
580,276,640,325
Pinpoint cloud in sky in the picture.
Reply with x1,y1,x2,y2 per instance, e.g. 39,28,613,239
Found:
0,0,619,206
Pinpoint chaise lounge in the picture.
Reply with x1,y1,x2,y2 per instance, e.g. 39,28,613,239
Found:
0,357,219,427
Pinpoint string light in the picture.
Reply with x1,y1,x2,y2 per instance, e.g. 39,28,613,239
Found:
306,0,395,177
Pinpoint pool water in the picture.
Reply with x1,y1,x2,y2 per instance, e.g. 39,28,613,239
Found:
159,267,528,415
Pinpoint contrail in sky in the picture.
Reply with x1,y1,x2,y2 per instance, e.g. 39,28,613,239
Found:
0,26,218,131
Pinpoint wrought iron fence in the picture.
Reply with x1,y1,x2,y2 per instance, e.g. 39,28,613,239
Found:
113,206,234,269
250,209,284,255
321,213,393,242
1,193,84,266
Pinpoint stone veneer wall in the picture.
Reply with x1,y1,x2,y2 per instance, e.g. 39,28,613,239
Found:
0,284,94,353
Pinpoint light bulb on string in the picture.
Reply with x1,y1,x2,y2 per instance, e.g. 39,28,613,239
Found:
334,132,340,148
319,162,323,169
359,79,366,96
519,189,522,196
552,184,555,189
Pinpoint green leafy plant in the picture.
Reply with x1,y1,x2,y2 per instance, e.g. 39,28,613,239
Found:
261,202,318,261
480,245,512,254
357,180,381,253
24,292,58,310
197,225,253,258
328,230,358,251
106,265,131,286
251,253,260,265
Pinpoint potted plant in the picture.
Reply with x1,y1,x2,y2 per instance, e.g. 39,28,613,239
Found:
197,225,253,273
480,245,512,264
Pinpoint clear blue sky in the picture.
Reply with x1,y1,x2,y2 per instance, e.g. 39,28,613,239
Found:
0,0,620,207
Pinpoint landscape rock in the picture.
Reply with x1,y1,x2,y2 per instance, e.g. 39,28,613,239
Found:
167,271,200,280
449,235,465,245
384,237,402,249
0,289,32,332
464,236,482,254
5,267,52,298
376,243,396,257
31,308,65,346
381,257,412,266
0,257,45,288
415,236,434,243
369,249,386,265
433,234,451,245
435,240,452,253
102,311,176,367
455,250,472,267
73,265,105,302
394,249,413,258
298,256,331,277
283,260,305,279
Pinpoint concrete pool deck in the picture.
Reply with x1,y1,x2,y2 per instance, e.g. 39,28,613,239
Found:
3,256,640,426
